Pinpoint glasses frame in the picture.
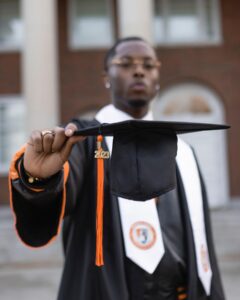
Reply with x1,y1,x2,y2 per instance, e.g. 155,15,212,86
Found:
109,57,162,70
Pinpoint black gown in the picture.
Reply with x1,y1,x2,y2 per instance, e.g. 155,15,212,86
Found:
9,119,225,300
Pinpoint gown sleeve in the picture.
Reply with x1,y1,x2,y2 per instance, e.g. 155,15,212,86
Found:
9,138,88,248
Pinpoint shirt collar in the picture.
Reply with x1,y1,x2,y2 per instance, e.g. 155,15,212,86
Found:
95,104,153,124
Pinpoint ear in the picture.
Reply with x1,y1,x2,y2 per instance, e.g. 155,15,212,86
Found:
102,72,111,89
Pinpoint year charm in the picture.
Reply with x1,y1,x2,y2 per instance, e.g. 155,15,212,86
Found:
94,150,110,159
94,135,110,159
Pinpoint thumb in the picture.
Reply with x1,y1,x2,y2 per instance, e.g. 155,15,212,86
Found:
60,135,86,162
60,122,86,162
64,122,78,137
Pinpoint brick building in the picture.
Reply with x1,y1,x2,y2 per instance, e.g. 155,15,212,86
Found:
0,0,239,206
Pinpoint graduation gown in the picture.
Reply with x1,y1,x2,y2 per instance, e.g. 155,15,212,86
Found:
9,119,225,300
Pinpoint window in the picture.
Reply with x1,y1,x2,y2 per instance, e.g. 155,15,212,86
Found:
154,0,222,45
0,97,26,174
152,82,224,121
0,0,23,51
69,0,114,49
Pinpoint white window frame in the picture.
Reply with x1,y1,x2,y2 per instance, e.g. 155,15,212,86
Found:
0,0,23,52
0,96,26,174
154,0,222,46
68,0,114,50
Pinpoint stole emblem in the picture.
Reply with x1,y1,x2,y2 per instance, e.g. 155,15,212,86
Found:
130,221,156,250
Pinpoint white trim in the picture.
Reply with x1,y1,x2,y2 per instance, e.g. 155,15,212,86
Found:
118,0,154,42
22,0,59,131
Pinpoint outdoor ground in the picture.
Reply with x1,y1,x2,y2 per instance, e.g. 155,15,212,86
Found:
0,203,239,300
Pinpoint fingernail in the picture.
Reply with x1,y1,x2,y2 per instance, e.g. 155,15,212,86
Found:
65,129,73,136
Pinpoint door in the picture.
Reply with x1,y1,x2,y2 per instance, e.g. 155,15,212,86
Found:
152,82,229,208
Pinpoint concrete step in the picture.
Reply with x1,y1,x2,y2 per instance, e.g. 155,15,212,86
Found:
1,203,240,300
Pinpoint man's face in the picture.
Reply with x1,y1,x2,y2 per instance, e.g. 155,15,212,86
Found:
106,40,161,113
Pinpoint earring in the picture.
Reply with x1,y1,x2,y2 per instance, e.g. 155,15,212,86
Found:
155,84,160,91
105,82,111,89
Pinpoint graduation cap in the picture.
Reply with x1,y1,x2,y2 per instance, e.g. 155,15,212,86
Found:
73,120,229,266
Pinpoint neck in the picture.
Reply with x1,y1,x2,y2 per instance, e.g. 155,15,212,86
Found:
113,102,150,119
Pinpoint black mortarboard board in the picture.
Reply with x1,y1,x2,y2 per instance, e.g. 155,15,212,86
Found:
73,120,229,266
74,120,229,201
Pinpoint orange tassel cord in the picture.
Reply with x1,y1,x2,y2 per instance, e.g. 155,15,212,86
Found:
95,134,110,266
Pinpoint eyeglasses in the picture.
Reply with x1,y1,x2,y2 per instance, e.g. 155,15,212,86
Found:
110,57,161,71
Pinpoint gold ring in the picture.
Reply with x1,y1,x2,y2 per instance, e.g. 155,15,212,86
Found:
41,130,54,137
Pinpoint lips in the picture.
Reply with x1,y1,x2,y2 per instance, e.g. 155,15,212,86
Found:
130,82,147,92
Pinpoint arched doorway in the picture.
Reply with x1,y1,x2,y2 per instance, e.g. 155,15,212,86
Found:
152,82,229,208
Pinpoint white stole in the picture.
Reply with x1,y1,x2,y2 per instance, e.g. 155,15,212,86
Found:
96,105,165,273
176,139,212,295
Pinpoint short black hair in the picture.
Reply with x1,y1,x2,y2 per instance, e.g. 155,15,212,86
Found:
104,36,148,71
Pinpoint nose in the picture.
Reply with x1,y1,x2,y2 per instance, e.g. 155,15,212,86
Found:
133,64,145,78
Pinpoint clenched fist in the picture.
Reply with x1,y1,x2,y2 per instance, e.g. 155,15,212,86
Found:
23,123,85,179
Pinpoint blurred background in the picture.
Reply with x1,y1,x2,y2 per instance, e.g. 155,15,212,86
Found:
0,0,239,299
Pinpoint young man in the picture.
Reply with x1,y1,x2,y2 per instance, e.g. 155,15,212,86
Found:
9,37,225,300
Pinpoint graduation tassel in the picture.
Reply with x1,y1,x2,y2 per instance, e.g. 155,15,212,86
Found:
95,134,109,266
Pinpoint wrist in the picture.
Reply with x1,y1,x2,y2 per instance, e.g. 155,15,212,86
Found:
20,158,63,190
24,169,44,184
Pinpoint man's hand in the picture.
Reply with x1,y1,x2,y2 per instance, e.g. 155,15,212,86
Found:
23,123,85,179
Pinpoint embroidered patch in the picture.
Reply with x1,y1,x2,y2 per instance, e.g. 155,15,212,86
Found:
201,244,210,272
130,221,156,250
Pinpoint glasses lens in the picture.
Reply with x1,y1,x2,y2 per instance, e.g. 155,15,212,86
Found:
112,58,159,70
143,60,156,70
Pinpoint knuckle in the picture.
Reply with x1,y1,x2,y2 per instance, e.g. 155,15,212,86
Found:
44,133,54,141
31,130,39,139
31,137,40,148
35,135,42,145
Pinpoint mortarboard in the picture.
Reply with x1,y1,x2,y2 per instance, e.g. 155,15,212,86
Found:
73,120,229,266
74,120,229,201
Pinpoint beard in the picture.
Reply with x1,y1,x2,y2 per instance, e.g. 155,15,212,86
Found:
127,99,148,108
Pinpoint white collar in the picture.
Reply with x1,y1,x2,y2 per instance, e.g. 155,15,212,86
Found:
95,104,153,124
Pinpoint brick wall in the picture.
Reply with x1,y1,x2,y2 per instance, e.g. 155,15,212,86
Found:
0,0,239,204
0,53,21,204
58,0,113,123
58,0,240,198
0,53,21,94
